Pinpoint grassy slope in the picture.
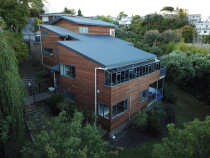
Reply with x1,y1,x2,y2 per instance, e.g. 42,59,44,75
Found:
110,87,210,158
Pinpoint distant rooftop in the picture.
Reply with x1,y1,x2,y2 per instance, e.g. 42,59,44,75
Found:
48,16,118,27
40,12,72,17
41,25,156,68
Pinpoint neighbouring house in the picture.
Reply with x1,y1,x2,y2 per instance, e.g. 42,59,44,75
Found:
40,13,72,24
40,16,166,137
119,16,132,27
187,14,202,24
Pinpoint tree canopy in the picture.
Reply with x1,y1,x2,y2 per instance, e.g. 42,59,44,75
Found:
77,8,83,17
153,116,210,158
63,7,75,15
161,6,174,12
0,0,30,33
21,111,109,158
0,32,26,149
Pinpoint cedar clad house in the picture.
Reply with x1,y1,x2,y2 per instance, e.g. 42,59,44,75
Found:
40,16,166,136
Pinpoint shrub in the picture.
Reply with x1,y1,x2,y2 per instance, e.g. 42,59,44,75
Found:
134,110,148,129
38,69,48,78
149,46,163,57
162,83,176,103
45,94,64,115
146,102,166,136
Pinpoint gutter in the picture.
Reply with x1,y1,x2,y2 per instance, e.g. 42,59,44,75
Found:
95,67,107,130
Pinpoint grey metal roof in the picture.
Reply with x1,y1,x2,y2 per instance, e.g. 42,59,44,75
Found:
41,25,156,68
48,16,118,27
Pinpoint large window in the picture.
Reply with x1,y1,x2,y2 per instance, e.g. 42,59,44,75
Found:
105,61,161,87
79,27,88,33
140,89,148,103
42,48,52,56
98,103,109,119
42,31,48,37
112,99,128,118
64,90,75,103
60,64,75,78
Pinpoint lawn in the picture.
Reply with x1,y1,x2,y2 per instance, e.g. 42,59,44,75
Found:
110,87,210,158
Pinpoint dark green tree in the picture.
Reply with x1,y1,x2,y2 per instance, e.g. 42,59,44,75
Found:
21,111,109,158
153,116,210,158
181,25,195,43
63,7,75,15
0,32,26,155
118,11,128,20
0,0,30,33
161,6,174,12
77,8,83,17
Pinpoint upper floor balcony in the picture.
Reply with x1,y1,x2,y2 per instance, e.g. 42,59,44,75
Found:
104,60,165,87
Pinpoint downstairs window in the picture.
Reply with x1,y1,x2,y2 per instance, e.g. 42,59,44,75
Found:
98,103,109,119
112,99,128,118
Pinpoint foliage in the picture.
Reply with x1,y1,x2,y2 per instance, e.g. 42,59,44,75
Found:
202,35,210,44
146,102,166,136
153,116,210,158
0,19,7,30
0,0,30,33
161,6,174,12
178,8,188,18
77,8,83,17
162,83,176,103
0,32,26,145
45,94,64,115
149,46,163,57
21,111,109,158
161,51,196,83
34,18,43,32
38,69,48,78
29,8,40,17
181,25,195,43
144,30,162,46
134,110,148,128
167,41,210,55
162,30,181,44
63,7,75,15
118,11,128,20
97,15,119,25
3,31,29,64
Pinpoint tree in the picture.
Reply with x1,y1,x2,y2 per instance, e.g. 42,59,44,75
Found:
77,8,83,17
63,7,75,15
0,0,30,33
97,15,119,25
160,51,196,83
0,32,26,155
153,116,210,158
181,25,195,43
162,29,181,44
118,11,128,20
161,6,174,12
144,30,162,46
21,111,109,158
3,31,29,64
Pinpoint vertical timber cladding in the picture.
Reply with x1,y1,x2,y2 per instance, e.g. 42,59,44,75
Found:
97,70,112,131
58,45,103,111
52,18,114,35
110,71,160,131
41,27,63,66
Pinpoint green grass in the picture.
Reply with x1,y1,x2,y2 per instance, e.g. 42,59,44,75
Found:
109,87,210,158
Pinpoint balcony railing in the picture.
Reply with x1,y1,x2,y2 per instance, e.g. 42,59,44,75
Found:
160,67,166,78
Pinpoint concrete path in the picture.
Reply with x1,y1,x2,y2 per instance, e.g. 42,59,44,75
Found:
22,18,35,41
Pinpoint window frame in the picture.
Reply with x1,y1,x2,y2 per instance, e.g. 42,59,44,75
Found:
112,98,128,119
98,102,110,119
139,89,149,103
60,64,76,78
42,47,53,56
42,31,48,37
79,27,89,33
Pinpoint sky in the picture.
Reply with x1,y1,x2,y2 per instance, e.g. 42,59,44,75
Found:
44,0,210,20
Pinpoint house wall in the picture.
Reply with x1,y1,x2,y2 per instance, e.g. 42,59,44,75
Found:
40,27,75,66
53,19,114,35
58,45,103,111
96,69,160,132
